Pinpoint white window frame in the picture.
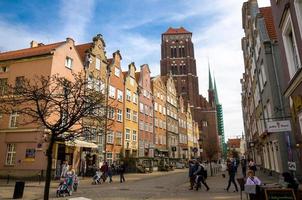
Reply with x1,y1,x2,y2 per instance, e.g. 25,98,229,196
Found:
133,93,138,104
117,109,123,122
114,67,120,77
125,129,130,141
117,90,123,102
5,143,16,165
126,89,131,101
132,130,137,141
108,108,115,119
282,12,301,78
9,111,19,128
65,57,73,69
109,85,116,99
126,108,131,120
107,131,114,144
107,152,113,165
95,58,101,70
132,111,138,122
140,103,144,113
116,131,122,145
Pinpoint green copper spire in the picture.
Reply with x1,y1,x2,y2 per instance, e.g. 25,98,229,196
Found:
208,64,213,91
214,77,219,104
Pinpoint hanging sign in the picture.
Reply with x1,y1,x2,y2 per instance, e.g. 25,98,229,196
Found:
267,120,291,132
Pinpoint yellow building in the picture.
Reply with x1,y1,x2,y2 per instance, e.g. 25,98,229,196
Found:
186,104,194,159
123,62,139,157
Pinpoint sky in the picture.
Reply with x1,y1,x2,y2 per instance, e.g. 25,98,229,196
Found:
0,0,271,139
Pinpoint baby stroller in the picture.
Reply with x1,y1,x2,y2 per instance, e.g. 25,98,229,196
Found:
92,170,102,184
56,178,72,197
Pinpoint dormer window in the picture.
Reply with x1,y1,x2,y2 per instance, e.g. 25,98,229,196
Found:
65,57,73,69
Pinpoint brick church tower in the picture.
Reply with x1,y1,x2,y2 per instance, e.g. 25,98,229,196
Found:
160,27,199,107
160,27,220,160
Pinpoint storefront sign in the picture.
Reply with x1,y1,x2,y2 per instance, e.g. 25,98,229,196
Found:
288,161,296,171
267,120,292,133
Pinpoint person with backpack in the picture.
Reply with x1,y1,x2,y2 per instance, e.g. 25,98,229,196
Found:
225,159,238,192
193,161,210,191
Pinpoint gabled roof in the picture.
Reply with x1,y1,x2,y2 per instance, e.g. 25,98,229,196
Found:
75,43,93,62
259,7,277,41
163,27,192,35
0,41,65,62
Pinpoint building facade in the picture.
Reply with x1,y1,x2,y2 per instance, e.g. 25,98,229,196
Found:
178,96,188,159
136,64,154,157
123,62,139,158
270,0,302,174
152,76,168,157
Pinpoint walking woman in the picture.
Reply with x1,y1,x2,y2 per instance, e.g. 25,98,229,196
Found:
245,170,261,200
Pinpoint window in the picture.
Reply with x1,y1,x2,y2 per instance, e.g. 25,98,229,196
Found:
154,102,158,111
116,132,122,145
126,108,131,120
163,107,166,115
132,130,137,141
108,108,114,119
0,78,8,96
130,77,135,86
5,144,16,165
282,12,301,78
125,129,130,140
114,67,120,77
65,57,73,69
140,121,144,130
133,93,138,104
140,103,144,113
144,105,149,115
15,76,25,94
109,85,116,98
107,131,114,144
95,58,101,70
117,109,122,122
107,152,113,165
115,153,120,160
159,105,162,113
155,119,158,127
132,111,138,122
117,90,123,101
9,111,19,128
0,66,9,72
144,123,148,131
126,89,131,101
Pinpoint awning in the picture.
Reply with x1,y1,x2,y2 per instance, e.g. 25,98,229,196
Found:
65,140,98,148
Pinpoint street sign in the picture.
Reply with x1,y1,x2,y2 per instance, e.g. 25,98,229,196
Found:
267,120,291,133
288,161,296,171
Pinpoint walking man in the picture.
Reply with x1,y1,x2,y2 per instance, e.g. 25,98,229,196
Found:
119,161,126,183
188,160,198,190
193,161,210,191
225,159,238,192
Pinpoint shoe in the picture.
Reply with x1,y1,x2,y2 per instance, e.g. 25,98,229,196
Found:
206,188,210,191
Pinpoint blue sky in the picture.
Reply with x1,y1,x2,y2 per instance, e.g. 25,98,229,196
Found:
0,0,270,139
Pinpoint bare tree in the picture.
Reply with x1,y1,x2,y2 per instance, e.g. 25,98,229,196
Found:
204,135,219,176
0,73,107,200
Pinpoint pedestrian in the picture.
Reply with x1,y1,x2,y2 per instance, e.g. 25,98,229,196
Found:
241,158,247,178
188,160,198,190
108,165,113,183
248,159,257,174
119,161,126,183
193,161,210,191
225,159,238,192
61,161,69,178
245,170,261,200
100,161,109,182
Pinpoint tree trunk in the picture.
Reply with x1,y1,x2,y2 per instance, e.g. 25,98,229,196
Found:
44,136,55,200
209,160,213,176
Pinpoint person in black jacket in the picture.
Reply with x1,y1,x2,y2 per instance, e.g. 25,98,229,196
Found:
119,161,126,183
193,161,210,191
225,159,238,192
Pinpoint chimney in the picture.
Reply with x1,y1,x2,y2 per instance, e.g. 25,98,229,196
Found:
30,41,39,48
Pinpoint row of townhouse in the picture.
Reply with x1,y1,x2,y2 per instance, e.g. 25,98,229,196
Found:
241,0,302,178
0,34,200,177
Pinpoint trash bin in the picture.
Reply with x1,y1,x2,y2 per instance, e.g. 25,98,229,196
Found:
13,181,25,199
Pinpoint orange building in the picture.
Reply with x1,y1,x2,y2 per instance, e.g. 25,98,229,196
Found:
105,51,124,164
151,76,168,157
0,38,90,177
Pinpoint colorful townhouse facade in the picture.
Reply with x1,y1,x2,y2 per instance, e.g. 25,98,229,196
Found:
136,64,154,158
178,96,188,159
123,62,139,158
152,76,168,157
0,38,92,177
105,51,124,165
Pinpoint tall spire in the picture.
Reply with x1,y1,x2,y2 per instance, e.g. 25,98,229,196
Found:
208,61,213,91
214,77,219,104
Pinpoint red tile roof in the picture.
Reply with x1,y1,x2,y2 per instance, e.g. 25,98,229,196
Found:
259,7,277,41
163,27,192,35
0,42,65,62
75,43,93,62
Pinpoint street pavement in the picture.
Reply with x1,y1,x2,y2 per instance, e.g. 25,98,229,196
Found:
0,168,279,200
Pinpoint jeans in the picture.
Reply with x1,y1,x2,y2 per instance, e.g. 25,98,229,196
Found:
226,173,238,191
